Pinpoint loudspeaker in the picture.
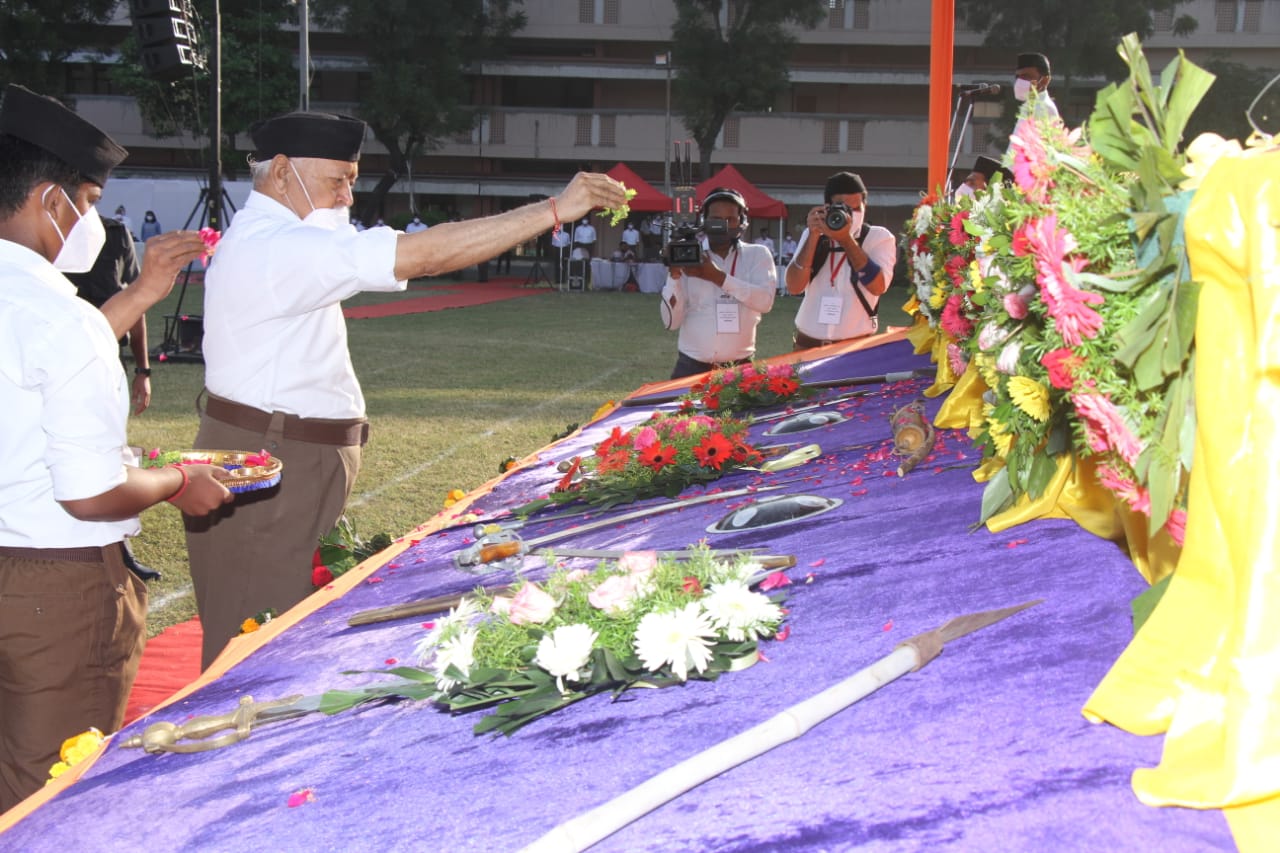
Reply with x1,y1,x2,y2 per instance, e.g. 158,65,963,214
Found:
129,0,201,82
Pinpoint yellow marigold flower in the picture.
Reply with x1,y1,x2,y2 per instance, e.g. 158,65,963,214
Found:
1007,376,1051,422
443,488,467,508
974,353,999,389
241,617,260,634
47,761,70,782
968,261,985,293
48,728,105,783
988,418,1014,458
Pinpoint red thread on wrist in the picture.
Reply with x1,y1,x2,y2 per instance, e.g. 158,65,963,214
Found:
549,198,561,236
166,464,190,504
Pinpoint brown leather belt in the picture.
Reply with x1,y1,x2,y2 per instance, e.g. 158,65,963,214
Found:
793,329,869,350
0,543,121,563
204,394,370,447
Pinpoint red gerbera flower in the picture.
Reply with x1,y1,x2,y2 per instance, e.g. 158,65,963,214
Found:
767,375,799,396
703,394,721,411
595,448,632,474
638,441,678,471
692,432,735,470
595,426,633,457
555,456,583,491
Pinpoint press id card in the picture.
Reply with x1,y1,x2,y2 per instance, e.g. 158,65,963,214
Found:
716,299,741,333
818,295,844,325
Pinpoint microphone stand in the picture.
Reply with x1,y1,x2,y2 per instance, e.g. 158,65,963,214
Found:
944,89,977,199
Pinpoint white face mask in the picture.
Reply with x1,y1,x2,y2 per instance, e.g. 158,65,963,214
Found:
845,208,865,235
954,183,976,200
44,186,106,273
1014,78,1034,102
288,161,353,232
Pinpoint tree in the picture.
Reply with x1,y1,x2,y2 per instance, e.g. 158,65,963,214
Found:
0,0,118,98
109,0,299,180
671,0,823,177
312,0,526,221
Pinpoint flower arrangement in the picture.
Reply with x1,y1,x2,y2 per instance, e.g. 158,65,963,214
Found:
198,227,220,267
902,35,1211,542
517,412,763,514
311,515,393,587
398,546,789,735
679,361,807,414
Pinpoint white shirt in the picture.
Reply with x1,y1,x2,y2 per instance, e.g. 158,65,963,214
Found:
551,229,571,249
659,241,777,363
203,191,406,419
0,239,137,547
793,225,897,341
756,235,776,256
572,221,597,245
781,236,798,259
405,219,428,233
621,225,641,247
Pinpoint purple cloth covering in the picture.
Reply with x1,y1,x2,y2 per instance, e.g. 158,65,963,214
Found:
1,340,1233,851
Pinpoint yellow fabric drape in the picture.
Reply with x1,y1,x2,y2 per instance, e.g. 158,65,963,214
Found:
933,359,988,430
1083,148,1280,853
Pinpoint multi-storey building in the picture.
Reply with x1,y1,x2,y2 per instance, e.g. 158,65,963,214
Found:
57,1,1280,238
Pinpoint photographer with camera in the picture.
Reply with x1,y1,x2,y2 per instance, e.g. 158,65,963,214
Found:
785,171,896,350
659,187,777,379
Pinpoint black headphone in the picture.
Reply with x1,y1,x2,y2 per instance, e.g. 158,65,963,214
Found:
699,186,749,232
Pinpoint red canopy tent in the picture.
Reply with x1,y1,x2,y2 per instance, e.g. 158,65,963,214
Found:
604,163,672,212
694,164,787,219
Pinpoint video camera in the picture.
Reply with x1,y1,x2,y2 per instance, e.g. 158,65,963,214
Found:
662,217,731,267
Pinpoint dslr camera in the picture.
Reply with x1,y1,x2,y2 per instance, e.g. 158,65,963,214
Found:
661,218,729,267
824,202,854,232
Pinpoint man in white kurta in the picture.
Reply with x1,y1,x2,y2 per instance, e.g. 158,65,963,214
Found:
660,187,777,379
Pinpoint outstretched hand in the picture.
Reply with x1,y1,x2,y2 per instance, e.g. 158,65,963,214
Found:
555,173,629,225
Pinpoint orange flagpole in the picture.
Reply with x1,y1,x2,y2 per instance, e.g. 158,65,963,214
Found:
927,0,955,196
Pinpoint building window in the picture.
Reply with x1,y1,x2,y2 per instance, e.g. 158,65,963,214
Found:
822,119,841,153
488,112,505,145
603,0,618,25
723,116,740,148
575,114,592,146
599,115,616,147
827,3,844,29
1216,1,1263,32
852,0,870,29
579,0,594,24
1152,9,1174,31
847,120,864,150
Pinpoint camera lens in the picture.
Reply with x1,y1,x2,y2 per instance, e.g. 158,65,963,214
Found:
824,207,848,231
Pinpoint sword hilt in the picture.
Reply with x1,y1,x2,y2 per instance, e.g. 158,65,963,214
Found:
453,529,527,573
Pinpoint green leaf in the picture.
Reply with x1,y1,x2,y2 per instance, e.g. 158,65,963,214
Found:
978,467,1014,524
1131,574,1172,633
1145,453,1177,537
1026,452,1060,500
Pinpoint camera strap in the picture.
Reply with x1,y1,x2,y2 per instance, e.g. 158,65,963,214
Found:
814,225,877,319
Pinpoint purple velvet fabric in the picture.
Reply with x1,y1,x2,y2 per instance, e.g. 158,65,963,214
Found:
1,340,1233,851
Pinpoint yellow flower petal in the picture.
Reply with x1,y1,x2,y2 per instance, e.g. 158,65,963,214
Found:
1008,375,1051,422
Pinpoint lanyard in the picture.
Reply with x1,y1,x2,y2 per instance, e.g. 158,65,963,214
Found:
827,251,847,284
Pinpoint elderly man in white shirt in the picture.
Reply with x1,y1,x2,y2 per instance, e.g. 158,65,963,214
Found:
660,187,777,379
186,110,628,668
785,171,896,349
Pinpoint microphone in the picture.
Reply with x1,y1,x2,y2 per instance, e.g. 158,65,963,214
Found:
959,82,1001,96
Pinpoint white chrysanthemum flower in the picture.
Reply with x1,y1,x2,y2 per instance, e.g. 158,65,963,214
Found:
633,602,716,681
431,627,477,691
701,581,784,642
534,624,598,687
412,597,481,664
912,204,933,236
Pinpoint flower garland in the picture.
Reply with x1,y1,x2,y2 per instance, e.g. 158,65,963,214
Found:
902,35,1211,542
679,361,807,414
518,411,763,514
400,546,790,735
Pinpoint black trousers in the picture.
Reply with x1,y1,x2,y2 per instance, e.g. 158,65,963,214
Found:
670,351,750,380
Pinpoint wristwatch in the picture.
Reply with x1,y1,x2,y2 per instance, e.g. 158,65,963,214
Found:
134,367,152,377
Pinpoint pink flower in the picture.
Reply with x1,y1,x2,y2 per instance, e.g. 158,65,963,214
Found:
1096,463,1151,516
1009,121,1055,203
617,550,657,578
947,343,968,377
940,294,974,340
1040,348,1081,390
508,582,556,625
1073,393,1144,466
588,574,640,613
632,427,659,451
1023,216,1103,346
1003,292,1028,320
1165,508,1187,547
947,211,971,246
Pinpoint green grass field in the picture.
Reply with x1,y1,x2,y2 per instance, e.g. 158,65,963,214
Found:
130,266,912,636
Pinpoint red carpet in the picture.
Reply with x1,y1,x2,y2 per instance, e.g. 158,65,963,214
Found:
342,279,548,319
124,618,204,726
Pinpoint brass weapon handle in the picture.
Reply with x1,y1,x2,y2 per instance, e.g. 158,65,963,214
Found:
119,695,304,754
